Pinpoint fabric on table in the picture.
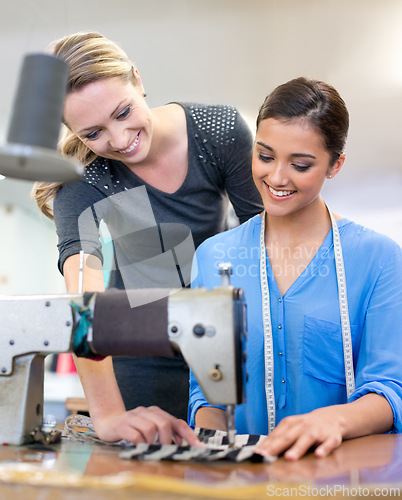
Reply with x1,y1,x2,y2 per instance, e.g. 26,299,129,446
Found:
63,414,132,447
120,428,270,463
62,415,272,463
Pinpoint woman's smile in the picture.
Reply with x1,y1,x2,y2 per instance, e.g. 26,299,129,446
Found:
266,184,296,199
115,131,141,155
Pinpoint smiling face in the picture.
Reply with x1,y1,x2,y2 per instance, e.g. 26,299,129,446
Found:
252,117,345,218
64,77,153,167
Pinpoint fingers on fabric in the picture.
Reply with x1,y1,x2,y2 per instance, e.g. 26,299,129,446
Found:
254,416,305,458
172,418,204,447
142,406,202,447
122,406,200,446
254,414,343,461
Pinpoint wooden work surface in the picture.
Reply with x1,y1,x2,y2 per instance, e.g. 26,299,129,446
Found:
0,434,401,499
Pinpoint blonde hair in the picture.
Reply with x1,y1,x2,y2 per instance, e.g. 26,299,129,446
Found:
33,31,139,219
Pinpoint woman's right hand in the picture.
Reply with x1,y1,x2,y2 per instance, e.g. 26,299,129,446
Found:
93,405,202,446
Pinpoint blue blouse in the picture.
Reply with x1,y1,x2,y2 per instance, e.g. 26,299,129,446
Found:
188,214,402,434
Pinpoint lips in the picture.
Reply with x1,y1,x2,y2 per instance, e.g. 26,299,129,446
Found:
118,131,140,154
267,184,296,197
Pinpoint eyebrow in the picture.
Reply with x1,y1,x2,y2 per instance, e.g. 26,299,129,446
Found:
77,100,127,136
256,141,317,160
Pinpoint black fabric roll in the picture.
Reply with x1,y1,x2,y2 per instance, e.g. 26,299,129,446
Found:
92,288,175,357
7,53,68,150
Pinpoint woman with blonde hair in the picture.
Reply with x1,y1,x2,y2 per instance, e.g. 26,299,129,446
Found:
33,31,262,445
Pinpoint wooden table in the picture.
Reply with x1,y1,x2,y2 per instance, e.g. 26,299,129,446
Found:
0,434,401,499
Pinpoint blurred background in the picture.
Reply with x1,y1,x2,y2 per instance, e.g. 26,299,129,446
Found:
1,0,401,296
0,0,401,416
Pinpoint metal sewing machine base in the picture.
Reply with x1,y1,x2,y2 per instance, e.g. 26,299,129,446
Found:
0,287,246,446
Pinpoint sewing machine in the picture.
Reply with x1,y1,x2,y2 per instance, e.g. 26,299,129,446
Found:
0,283,246,445
0,52,246,446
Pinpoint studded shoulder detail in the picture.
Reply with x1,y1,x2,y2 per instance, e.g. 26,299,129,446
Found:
189,104,237,146
83,157,109,185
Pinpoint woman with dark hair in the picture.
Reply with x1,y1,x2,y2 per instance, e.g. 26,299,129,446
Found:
189,77,402,460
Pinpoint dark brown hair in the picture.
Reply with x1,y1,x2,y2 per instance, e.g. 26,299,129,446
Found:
256,77,349,166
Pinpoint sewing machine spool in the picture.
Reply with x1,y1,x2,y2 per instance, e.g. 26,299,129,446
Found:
0,52,83,182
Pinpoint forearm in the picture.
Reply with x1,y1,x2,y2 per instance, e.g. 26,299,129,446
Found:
63,253,105,293
64,254,125,424
335,393,394,439
73,355,126,423
195,406,228,431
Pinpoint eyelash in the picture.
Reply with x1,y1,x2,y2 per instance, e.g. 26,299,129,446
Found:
117,105,131,120
85,105,132,141
258,153,273,163
86,130,100,141
293,164,311,172
258,154,311,172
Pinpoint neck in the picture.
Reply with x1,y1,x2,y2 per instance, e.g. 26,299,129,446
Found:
150,104,185,166
264,197,332,246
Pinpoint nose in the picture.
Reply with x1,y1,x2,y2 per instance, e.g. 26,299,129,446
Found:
269,161,288,187
108,126,129,151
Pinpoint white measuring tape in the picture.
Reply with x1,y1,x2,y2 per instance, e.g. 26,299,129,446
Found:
328,209,356,399
259,208,355,434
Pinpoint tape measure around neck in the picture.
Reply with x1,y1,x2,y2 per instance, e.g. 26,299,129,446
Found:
259,208,355,434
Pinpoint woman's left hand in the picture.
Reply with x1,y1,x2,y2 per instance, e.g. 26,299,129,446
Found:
254,406,346,461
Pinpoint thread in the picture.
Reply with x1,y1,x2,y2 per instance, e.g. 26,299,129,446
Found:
7,53,68,150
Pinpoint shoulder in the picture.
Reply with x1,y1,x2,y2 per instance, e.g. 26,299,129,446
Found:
173,102,249,145
56,157,126,197
196,215,262,259
83,157,113,186
55,157,110,193
193,216,262,287
176,102,239,118
54,179,93,207
54,157,115,211
340,218,402,264
341,218,400,249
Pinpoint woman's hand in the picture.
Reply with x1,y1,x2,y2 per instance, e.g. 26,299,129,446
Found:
93,405,202,447
254,406,346,461
254,394,394,461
